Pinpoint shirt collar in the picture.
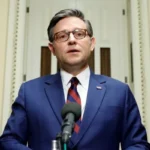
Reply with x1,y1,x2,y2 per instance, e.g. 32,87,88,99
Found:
60,66,90,89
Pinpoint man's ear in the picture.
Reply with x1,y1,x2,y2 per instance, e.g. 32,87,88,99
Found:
90,37,96,52
48,43,56,55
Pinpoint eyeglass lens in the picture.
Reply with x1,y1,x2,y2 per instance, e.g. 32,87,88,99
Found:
54,29,87,42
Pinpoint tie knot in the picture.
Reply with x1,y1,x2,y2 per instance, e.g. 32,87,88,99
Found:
70,77,79,86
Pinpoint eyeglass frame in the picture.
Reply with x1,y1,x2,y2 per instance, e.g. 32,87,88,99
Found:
53,28,89,43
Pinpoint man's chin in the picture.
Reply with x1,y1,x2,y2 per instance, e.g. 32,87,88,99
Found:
64,60,88,69
65,60,83,66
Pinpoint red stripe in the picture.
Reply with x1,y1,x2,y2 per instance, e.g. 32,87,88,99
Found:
69,90,81,104
74,123,80,133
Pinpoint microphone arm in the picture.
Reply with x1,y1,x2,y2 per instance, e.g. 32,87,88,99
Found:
52,103,81,149
61,102,81,143
61,113,75,143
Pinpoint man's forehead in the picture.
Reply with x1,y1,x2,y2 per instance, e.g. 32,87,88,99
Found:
53,17,86,33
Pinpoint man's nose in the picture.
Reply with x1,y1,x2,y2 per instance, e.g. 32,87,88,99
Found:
68,33,76,45
68,33,76,41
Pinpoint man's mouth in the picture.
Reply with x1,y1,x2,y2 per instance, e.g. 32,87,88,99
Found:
67,49,80,53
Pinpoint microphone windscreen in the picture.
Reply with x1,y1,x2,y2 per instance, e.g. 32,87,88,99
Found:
61,102,81,121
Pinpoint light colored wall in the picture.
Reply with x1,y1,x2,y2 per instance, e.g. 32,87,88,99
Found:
130,0,150,141
0,0,9,132
148,0,150,34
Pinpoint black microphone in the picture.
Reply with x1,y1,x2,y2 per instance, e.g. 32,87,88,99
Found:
61,102,81,143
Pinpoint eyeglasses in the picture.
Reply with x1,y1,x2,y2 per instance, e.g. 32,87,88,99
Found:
53,29,88,43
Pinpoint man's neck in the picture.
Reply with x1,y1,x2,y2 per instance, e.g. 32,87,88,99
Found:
61,64,89,76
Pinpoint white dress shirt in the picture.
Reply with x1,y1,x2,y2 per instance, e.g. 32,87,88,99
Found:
60,67,90,118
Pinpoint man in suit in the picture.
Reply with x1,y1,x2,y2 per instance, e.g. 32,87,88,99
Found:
0,9,150,150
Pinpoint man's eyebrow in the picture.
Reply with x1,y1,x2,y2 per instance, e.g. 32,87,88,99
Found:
54,30,68,35
54,28,85,34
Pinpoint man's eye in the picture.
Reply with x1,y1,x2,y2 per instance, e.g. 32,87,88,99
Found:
76,32,84,37
58,34,67,39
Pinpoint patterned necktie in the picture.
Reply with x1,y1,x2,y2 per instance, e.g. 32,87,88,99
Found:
67,77,81,133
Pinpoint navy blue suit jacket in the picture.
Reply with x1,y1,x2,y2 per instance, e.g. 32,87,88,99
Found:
0,72,150,150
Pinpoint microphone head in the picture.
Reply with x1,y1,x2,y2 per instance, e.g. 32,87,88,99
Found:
61,102,81,121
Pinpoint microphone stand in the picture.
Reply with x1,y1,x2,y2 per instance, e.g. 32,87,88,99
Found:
52,118,73,150
52,102,81,150
56,133,63,150
51,132,62,150
51,132,68,150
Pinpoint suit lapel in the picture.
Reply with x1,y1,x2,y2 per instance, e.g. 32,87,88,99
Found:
44,73,65,125
69,73,106,148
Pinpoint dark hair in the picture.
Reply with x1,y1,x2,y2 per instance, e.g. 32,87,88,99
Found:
47,9,93,42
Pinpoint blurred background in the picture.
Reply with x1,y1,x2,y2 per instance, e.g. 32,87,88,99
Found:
0,0,150,142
